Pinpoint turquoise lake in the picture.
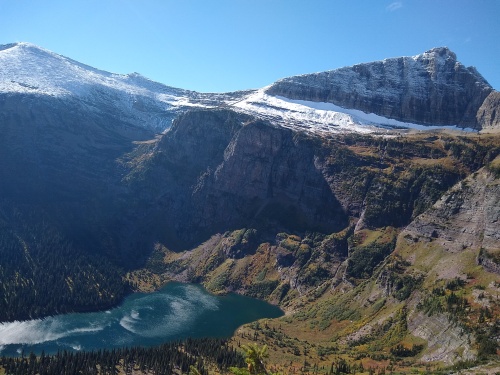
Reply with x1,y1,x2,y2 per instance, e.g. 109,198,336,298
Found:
0,282,283,356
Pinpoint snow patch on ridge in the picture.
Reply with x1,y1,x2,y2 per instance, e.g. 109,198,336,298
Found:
233,88,374,134
233,89,477,134
277,96,477,132
0,42,171,99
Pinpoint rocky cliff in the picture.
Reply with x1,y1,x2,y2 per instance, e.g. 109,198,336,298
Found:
477,91,500,131
123,115,500,367
266,47,494,129
401,161,500,257
386,160,500,363
121,109,349,250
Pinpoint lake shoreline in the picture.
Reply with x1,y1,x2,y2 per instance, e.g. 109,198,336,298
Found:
0,282,283,357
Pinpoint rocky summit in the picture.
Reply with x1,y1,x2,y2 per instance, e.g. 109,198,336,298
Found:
1,43,500,373
266,47,494,129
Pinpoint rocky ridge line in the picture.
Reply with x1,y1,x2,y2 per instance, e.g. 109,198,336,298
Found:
265,47,496,130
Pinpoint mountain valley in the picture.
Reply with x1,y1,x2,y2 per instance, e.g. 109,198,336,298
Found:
1,42,500,373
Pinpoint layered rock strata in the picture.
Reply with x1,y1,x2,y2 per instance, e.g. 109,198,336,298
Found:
266,47,494,129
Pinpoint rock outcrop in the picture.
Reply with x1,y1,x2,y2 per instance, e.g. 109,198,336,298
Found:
266,47,493,129
401,163,500,256
477,91,500,131
407,309,475,364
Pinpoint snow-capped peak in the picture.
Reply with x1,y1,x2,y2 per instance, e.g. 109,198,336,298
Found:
263,47,492,131
413,46,457,63
0,42,167,97
0,43,493,135
0,42,218,131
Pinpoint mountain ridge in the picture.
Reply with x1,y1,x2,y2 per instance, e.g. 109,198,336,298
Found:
1,42,499,133
266,47,494,129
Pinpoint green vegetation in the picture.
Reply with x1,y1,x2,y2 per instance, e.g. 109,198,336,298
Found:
389,343,424,358
347,241,394,279
384,257,424,301
247,280,280,300
417,278,470,321
0,338,244,375
0,206,126,321
242,343,269,374
347,232,397,280
480,247,500,265
486,156,500,178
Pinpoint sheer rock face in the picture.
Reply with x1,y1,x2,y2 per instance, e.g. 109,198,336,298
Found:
477,91,500,131
127,109,349,248
192,119,348,233
266,47,493,129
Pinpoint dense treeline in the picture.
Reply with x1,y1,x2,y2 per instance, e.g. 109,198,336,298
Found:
0,338,244,375
0,203,127,321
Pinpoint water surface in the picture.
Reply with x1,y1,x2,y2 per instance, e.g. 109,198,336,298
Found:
0,282,283,356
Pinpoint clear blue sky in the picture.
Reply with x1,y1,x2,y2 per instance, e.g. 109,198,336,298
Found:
1,0,499,93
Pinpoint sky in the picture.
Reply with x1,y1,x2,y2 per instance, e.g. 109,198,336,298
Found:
0,0,499,93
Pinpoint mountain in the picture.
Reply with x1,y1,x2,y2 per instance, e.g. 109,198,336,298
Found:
1,43,499,135
0,42,250,132
1,43,500,371
234,47,499,133
265,47,494,130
